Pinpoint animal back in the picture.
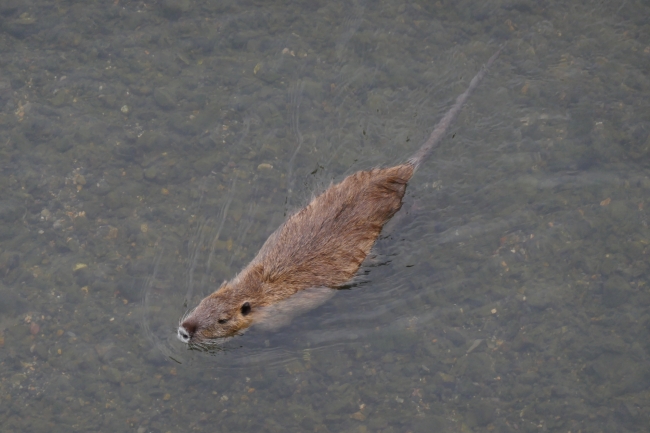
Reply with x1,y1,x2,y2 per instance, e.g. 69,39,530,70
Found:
254,163,414,293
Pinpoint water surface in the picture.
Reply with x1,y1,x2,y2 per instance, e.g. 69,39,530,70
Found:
1,0,649,432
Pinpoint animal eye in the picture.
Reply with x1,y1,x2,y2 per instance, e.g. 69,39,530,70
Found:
241,302,251,316
218,318,229,324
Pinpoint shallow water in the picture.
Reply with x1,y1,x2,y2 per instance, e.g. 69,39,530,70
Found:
1,0,650,431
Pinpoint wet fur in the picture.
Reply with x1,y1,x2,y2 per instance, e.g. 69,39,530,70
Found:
180,165,413,341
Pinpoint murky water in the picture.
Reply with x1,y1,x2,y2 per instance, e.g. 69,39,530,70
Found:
1,0,649,431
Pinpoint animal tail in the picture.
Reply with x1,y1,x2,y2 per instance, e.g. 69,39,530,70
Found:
407,46,502,171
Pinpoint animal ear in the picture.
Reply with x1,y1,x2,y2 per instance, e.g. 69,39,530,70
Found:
241,302,251,316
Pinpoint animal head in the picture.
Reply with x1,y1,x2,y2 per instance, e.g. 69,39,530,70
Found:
177,285,255,345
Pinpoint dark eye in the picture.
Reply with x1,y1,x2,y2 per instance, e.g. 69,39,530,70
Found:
218,318,229,324
241,302,251,316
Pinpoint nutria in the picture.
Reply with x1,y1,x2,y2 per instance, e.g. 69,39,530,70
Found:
178,48,501,345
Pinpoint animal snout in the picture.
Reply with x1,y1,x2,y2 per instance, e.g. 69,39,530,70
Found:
177,319,198,343
177,326,191,342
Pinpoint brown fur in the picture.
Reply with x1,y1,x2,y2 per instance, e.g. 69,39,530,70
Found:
179,164,414,342
178,48,501,344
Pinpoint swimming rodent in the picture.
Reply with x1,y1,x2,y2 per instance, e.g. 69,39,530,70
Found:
178,48,501,345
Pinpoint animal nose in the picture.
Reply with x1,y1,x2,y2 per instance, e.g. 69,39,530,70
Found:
177,326,191,342
177,318,198,343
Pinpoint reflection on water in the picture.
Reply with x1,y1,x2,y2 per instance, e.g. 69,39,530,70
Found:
1,0,650,431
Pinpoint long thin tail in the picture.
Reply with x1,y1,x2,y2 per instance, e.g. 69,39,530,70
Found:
408,46,502,170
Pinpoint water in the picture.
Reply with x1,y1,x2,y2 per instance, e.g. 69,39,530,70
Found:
1,0,649,431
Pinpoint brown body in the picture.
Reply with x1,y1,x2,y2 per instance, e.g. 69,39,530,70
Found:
178,48,501,345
